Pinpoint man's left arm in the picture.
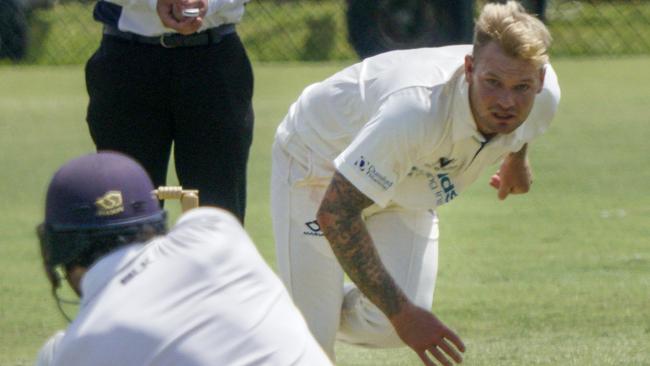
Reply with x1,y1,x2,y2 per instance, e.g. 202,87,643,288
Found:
490,143,533,200
489,63,561,200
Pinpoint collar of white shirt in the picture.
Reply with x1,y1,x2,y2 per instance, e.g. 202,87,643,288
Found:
451,71,482,144
80,244,145,307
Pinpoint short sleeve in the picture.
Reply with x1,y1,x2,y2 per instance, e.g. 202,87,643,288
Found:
334,87,443,207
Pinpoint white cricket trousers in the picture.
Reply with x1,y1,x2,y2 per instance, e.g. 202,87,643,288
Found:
271,139,439,360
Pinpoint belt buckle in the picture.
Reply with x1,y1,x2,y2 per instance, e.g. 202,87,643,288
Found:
159,34,178,48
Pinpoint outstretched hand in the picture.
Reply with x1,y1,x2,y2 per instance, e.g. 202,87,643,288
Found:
390,302,465,366
490,152,533,200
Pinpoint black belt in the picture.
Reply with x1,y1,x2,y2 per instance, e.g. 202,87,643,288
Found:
103,24,236,48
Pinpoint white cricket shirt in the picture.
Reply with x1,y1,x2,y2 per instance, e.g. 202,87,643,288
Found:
276,45,561,210
46,208,331,366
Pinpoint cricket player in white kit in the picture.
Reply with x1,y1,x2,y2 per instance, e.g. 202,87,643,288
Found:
270,2,561,365
35,152,331,366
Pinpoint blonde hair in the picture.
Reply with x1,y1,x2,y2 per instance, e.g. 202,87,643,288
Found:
473,1,552,67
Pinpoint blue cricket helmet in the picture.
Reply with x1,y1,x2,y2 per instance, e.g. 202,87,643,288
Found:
40,152,165,268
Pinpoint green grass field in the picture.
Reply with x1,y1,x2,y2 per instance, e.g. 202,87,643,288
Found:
1,57,649,365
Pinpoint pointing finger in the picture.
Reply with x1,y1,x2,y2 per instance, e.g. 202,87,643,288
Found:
497,182,510,200
428,346,453,366
417,350,437,366
489,174,500,189
443,329,466,353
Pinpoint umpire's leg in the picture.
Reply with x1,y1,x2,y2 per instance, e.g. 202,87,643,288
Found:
171,33,254,223
85,36,174,188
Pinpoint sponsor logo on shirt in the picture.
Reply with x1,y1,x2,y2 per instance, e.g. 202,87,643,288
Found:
304,220,324,236
408,167,459,206
435,173,458,205
353,156,394,191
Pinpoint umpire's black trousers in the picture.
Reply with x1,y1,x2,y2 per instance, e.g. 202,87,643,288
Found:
85,31,254,222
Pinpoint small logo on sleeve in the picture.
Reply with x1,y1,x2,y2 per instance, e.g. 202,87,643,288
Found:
353,155,393,190
355,156,368,172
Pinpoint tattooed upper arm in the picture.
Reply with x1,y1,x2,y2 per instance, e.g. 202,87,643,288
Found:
318,171,374,220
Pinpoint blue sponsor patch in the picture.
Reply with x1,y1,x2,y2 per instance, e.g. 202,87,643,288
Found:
354,156,393,190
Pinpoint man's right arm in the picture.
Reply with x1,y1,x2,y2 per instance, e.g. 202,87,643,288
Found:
316,171,465,366
156,0,205,34
316,171,408,317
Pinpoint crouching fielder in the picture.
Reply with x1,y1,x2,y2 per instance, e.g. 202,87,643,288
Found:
35,152,331,366
270,1,560,365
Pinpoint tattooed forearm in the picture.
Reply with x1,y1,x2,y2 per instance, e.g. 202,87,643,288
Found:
316,171,408,317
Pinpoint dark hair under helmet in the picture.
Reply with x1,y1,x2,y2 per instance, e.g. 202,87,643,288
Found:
40,152,165,267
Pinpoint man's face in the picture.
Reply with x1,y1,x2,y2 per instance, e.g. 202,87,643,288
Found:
465,41,545,137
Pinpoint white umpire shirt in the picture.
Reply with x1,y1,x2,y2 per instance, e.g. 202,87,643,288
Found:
38,208,331,366
94,0,249,36
276,45,561,210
